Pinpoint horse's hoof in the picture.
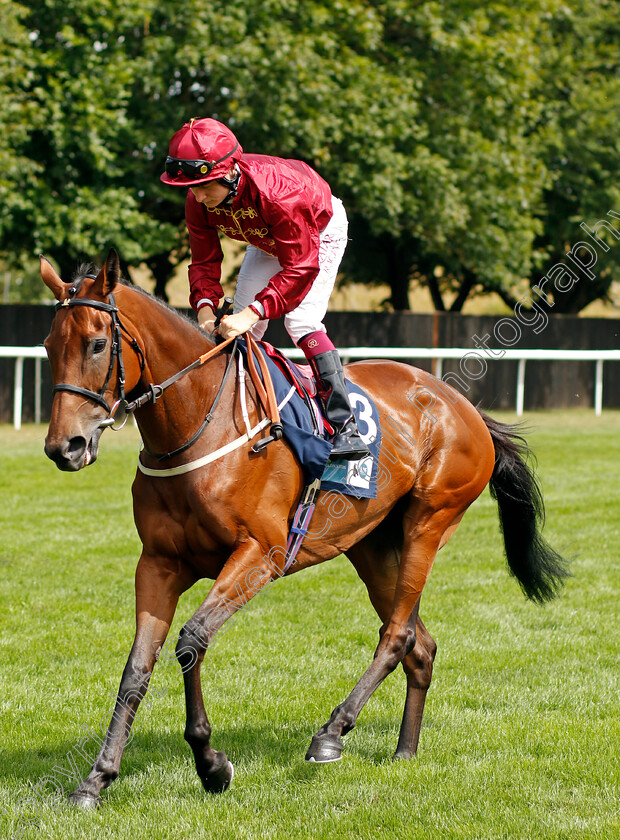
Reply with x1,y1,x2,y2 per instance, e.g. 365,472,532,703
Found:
68,790,101,810
305,734,343,763
392,749,415,761
200,759,234,794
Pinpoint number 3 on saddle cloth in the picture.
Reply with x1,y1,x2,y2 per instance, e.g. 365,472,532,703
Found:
249,340,382,501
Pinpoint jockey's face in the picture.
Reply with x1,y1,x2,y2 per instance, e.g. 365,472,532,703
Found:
191,165,237,209
191,180,231,209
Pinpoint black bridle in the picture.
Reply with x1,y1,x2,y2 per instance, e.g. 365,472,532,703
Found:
53,288,145,416
52,286,238,457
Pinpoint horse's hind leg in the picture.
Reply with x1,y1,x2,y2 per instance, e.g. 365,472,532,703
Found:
394,615,437,759
306,496,453,764
346,533,437,761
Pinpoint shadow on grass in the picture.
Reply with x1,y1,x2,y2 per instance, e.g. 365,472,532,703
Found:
2,712,413,799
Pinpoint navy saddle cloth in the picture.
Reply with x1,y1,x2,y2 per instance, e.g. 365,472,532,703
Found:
239,340,381,499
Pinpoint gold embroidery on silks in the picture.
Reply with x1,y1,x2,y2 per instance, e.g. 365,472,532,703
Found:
233,208,258,220
217,226,241,237
208,207,258,221
212,206,273,247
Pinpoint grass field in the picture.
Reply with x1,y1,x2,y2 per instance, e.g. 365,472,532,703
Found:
0,412,619,840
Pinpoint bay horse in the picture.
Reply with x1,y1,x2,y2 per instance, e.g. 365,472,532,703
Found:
40,250,568,808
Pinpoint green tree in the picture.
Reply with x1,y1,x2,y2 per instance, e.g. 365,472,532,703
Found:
338,0,620,313
5,0,182,291
0,0,45,300
3,0,618,313
530,0,620,313
335,0,555,311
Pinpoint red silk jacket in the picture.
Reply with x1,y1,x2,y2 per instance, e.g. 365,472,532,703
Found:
186,154,333,320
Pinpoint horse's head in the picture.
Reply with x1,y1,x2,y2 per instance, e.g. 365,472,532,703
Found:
41,249,140,471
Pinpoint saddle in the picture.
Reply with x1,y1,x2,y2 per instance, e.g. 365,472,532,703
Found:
241,337,335,442
257,341,335,435
240,337,380,496
260,342,317,397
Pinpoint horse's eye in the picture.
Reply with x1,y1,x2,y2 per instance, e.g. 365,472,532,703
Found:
92,339,107,354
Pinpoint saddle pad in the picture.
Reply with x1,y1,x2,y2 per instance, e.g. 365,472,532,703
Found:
320,381,381,500
240,340,333,482
243,341,381,497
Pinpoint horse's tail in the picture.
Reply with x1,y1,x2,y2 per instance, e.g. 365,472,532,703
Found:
480,411,570,604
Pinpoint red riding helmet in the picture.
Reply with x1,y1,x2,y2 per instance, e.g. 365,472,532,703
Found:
160,118,243,187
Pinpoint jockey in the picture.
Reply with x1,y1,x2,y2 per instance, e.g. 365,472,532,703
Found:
161,117,370,460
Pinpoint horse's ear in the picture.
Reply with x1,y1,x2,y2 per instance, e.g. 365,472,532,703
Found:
40,256,66,301
93,248,121,297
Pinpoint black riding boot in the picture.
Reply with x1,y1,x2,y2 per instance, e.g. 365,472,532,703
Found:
309,350,371,460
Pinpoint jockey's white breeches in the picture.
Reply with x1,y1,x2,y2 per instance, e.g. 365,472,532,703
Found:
233,195,348,344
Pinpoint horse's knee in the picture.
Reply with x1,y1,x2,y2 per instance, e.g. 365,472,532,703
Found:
119,663,152,699
175,622,206,671
402,635,437,689
376,620,388,645
427,634,437,662
378,624,417,668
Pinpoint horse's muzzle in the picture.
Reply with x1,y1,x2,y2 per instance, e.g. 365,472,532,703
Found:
44,432,100,471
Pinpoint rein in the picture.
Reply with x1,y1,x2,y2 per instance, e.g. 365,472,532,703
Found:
123,334,237,414
142,339,238,462
53,289,283,463
138,334,283,462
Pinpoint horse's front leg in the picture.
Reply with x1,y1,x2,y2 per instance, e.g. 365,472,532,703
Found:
69,553,191,809
175,541,272,794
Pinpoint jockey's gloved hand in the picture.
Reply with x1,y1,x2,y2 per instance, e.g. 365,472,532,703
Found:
216,307,260,340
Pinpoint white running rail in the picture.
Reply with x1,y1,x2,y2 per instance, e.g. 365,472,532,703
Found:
3,346,620,429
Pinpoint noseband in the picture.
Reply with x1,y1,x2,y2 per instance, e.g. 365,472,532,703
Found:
53,285,145,415
51,285,237,449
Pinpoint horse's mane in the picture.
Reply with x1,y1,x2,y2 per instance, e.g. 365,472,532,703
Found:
73,263,209,341
70,263,97,295
128,283,208,340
